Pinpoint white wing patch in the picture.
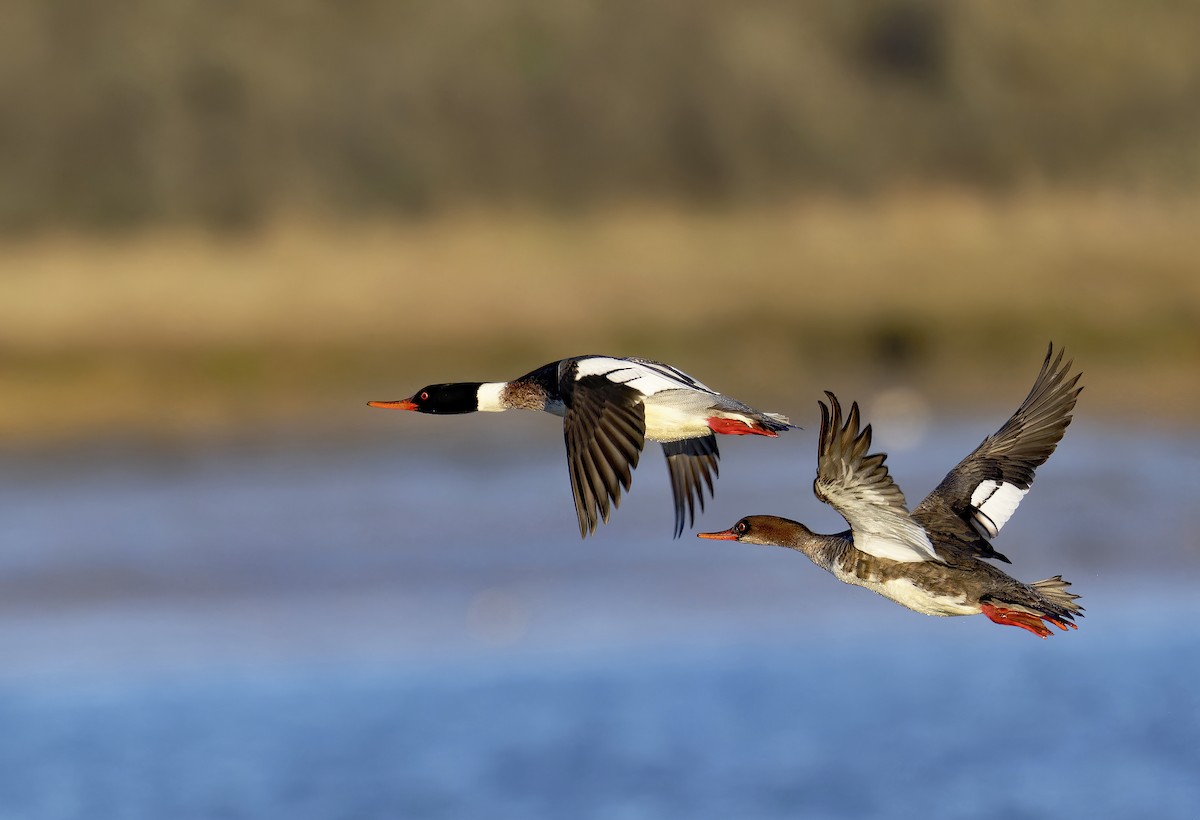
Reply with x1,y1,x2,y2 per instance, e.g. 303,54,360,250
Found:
970,480,1029,539
573,357,716,398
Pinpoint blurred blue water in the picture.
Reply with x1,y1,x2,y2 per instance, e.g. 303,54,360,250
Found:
2,624,1198,820
0,417,1197,819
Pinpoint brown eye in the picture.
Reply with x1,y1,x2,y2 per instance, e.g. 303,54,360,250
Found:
420,391,429,401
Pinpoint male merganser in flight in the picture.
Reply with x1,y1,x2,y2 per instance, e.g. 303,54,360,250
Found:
698,344,1083,638
369,355,794,538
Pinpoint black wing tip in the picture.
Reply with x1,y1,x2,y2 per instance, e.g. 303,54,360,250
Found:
820,391,864,429
1021,341,1086,434
818,391,840,446
1042,341,1084,389
563,384,648,539
575,503,596,539
978,541,1012,563
663,438,720,538
818,390,874,457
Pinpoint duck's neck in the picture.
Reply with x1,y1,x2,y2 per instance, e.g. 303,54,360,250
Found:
476,382,509,412
784,527,852,573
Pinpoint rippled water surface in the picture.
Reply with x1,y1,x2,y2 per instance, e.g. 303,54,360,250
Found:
1,417,1198,819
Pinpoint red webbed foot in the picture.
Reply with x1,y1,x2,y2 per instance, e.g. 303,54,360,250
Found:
980,603,1074,638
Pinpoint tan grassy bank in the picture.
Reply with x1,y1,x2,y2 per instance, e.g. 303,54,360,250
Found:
2,191,1197,444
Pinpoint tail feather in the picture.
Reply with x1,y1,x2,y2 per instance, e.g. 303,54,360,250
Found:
1031,575,1084,616
981,575,1083,638
759,412,797,433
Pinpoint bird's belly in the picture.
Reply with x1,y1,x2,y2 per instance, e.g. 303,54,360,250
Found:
643,403,713,442
838,570,980,617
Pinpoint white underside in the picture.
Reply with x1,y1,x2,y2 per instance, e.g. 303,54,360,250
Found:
643,402,717,442
834,570,979,617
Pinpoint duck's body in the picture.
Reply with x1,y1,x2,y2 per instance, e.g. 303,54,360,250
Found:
699,344,1083,638
370,355,793,538
727,517,1079,629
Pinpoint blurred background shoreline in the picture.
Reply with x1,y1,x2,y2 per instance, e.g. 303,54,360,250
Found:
4,190,1198,446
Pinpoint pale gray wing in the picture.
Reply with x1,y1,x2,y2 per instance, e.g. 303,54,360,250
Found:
814,392,942,563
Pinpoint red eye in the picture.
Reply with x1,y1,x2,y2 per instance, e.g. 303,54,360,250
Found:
420,391,429,401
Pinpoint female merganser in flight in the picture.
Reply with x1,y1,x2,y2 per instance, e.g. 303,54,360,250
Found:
369,355,794,538
698,344,1083,638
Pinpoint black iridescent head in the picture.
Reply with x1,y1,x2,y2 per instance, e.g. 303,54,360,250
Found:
368,382,483,414
406,382,483,414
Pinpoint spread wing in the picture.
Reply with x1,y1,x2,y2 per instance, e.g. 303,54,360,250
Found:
814,392,942,563
562,375,647,538
914,343,1082,561
662,435,720,538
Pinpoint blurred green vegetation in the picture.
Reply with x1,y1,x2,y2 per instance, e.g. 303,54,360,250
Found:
4,0,1200,231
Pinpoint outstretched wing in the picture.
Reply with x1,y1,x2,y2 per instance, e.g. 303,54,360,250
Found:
814,392,942,563
914,343,1083,561
562,375,647,538
662,435,720,538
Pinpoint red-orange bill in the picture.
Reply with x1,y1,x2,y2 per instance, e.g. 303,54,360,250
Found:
696,529,739,541
367,399,418,410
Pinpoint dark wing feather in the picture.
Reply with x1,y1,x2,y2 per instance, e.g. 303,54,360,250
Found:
662,435,720,538
562,374,647,538
914,343,1083,562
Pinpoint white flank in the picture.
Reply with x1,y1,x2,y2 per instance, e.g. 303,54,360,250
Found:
828,569,974,615
970,480,1029,538
643,403,712,442
878,578,977,616
476,382,508,412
